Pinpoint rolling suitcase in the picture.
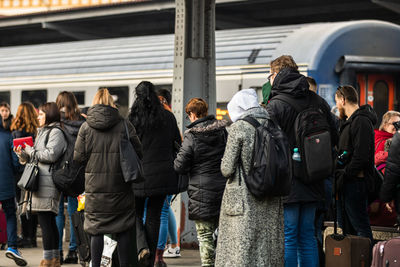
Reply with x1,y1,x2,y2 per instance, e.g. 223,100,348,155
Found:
325,172,371,267
0,207,7,249
371,237,400,267
71,211,91,266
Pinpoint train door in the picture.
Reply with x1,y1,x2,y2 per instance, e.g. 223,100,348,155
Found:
357,74,395,127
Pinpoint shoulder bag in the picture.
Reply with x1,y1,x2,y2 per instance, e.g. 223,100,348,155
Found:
17,151,39,192
120,120,144,183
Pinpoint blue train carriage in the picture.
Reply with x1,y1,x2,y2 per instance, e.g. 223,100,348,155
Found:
272,20,400,124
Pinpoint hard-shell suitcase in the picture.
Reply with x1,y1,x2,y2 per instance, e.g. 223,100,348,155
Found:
371,237,400,267
0,207,7,249
325,168,371,267
71,211,91,266
325,234,371,267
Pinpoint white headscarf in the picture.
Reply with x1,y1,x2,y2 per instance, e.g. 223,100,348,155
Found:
227,89,260,122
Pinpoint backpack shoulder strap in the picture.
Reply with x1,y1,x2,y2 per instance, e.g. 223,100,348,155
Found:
239,116,261,128
44,126,67,146
272,94,304,113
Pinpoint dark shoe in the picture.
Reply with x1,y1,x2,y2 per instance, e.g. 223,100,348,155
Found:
64,250,78,264
138,248,150,267
154,262,167,267
59,251,64,265
154,249,167,267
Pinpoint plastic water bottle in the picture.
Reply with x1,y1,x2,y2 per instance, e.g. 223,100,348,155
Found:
337,151,348,166
292,148,301,162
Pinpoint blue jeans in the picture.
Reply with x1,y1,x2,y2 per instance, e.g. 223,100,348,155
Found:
55,195,78,251
315,178,333,244
337,179,373,240
1,198,17,248
284,202,319,267
156,195,178,249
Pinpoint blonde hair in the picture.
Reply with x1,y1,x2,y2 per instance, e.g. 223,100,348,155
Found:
92,88,116,107
379,111,400,131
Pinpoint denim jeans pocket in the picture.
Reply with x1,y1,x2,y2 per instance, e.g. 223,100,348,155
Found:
223,186,244,216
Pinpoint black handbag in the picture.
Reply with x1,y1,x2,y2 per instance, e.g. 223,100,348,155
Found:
120,120,144,183
17,152,39,192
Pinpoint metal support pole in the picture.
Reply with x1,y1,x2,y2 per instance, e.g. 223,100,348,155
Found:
172,0,216,247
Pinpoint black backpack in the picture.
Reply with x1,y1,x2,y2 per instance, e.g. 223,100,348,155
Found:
239,116,292,199
45,126,85,197
274,94,333,184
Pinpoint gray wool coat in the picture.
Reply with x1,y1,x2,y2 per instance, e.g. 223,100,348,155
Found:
22,123,67,214
215,107,284,267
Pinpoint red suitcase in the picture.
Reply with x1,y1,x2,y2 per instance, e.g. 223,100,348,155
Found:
0,207,7,248
371,237,400,267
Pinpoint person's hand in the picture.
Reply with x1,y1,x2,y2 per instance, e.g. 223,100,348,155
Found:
14,145,22,155
385,201,395,213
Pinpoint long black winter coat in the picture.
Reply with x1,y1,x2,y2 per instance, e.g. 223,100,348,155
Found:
61,112,85,144
337,105,377,180
380,132,400,203
130,109,181,197
265,68,338,204
74,104,142,235
174,115,228,220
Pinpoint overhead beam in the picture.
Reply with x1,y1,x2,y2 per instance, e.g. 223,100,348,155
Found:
42,22,106,40
372,0,400,14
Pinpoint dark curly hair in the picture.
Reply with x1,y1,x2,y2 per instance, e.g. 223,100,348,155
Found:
128,81,164,137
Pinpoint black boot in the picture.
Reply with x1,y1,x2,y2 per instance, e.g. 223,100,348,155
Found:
64,250,78,264
60,250,64,265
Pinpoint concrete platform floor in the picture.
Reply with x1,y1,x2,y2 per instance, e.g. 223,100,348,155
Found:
0,240,201,267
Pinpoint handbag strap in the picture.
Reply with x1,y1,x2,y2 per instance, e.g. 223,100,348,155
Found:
123,120,130,140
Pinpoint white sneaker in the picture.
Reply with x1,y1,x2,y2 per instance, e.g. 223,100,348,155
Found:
163,246,181,258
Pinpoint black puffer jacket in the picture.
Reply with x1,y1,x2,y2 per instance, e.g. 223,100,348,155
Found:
174,115,228,220
380,132,400,203
265,68,337,204
74,104,142,235
130,109,181,197
61,112,85,143
336,105,377,180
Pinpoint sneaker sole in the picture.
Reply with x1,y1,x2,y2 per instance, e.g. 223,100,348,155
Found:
5,252,28,266
163,254,181,258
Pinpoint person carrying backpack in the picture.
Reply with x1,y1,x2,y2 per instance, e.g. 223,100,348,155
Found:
55,91,85,264
265,55,338,267
215,89,284,267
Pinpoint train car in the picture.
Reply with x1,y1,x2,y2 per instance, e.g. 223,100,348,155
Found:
0,20,399,125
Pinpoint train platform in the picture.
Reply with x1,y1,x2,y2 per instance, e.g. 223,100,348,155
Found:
0,240,201,267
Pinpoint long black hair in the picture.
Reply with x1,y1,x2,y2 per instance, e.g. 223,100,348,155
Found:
129,81,164,137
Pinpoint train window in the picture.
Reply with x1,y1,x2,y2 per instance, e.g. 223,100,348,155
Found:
217,103,230,122
21,90,47,108
72,91,85,106
374,80,389,127
99,87,129,118
0,91,10,104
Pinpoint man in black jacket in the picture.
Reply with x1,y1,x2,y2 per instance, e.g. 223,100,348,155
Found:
266,55,337,267
335,85,376,240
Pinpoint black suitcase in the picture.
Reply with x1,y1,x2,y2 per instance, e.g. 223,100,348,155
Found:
71,211,91,266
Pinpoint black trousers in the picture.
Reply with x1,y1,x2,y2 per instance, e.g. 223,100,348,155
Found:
91,230,131,267
135,196,165,266
37,212,58,251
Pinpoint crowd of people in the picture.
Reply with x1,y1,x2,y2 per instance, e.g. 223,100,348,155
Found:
0,54,399,267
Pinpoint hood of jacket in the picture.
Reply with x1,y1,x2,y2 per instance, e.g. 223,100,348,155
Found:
186,115,228,133
227,89,260,122
86,104,122,130
342,105,378,130
61,112,85,137
270,67,309,99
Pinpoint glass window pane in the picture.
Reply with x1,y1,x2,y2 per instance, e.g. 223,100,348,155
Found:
99,87,129,117
21,90,47,108
0,91,10,104
373,80,389,128
72,91,85,106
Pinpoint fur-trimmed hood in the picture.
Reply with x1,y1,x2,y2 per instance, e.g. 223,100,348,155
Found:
186,115,228,134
